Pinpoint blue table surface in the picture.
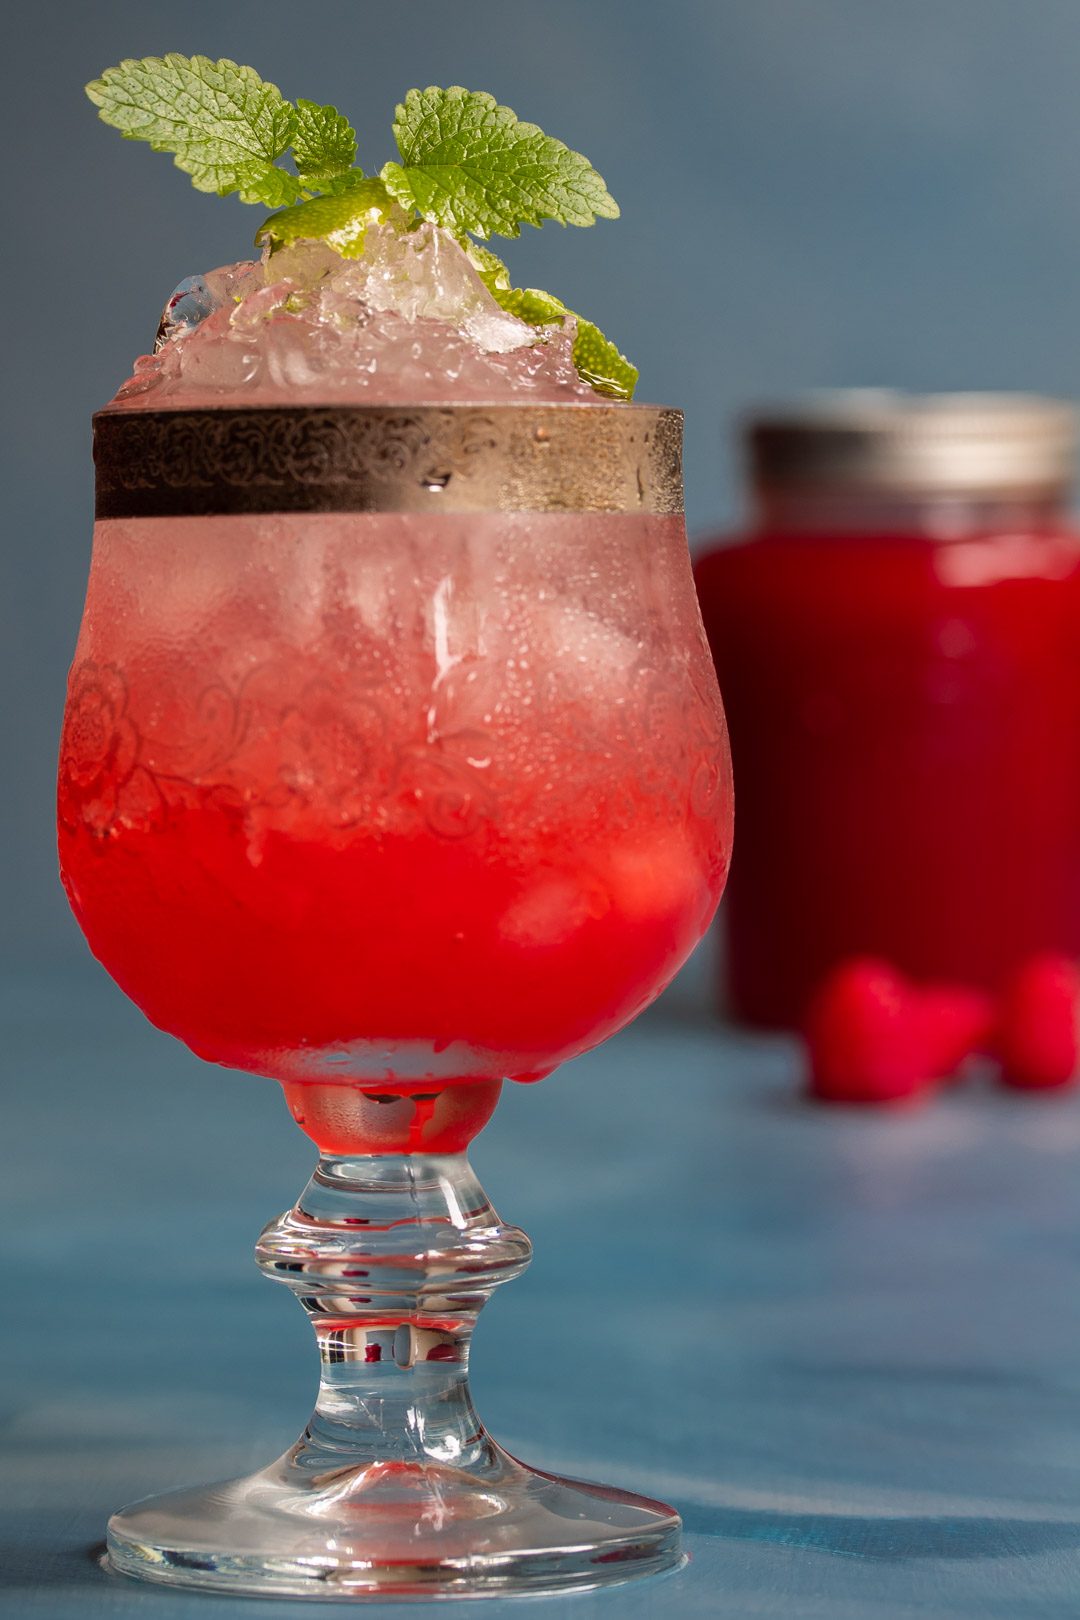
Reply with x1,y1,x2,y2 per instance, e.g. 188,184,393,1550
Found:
6,958,1080,1618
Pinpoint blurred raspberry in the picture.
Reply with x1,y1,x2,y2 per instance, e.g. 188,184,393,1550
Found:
916,985,994,1080
805,958,929,1105
996,955,1080,1090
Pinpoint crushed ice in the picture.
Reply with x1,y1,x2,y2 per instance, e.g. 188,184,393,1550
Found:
116,221,596,406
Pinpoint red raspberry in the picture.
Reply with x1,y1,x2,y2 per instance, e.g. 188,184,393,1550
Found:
996,955,1080,1090
916,985,994,1080
805,959,929,1105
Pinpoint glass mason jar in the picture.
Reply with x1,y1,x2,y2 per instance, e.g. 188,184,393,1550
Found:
58,399,732,1598
695,391,1080,1029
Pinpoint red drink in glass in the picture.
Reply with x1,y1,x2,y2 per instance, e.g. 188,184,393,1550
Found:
61,505,731,1144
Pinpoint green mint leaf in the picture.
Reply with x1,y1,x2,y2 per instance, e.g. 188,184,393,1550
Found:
257,178,394,258
466,242,636,398
86,54,301,207
292,99,357,188
381,86,619,239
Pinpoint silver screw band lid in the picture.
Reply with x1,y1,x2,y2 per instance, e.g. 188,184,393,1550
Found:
745,391,1078,498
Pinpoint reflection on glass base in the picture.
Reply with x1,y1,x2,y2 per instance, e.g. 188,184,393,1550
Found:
106,1458,682,1599
106,1150,681,1600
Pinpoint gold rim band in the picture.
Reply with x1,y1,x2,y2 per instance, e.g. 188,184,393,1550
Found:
93,403,684,518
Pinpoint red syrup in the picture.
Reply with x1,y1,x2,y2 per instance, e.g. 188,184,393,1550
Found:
697,522,1080,1027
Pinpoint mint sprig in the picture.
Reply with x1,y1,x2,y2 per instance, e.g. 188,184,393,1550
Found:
87,57,636,397
86,55,302,208
291,100,357,190
381,87,619,238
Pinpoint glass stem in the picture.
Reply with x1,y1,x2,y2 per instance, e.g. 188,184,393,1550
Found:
109,1147,682,1595
256,1153,532,1481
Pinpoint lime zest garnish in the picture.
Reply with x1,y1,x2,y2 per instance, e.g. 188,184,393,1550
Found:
257,179,394,259
570,319,639,402
463,239,513,291
488,285,569,326
87,57,636,396
380,86,619,239
465,243,638,401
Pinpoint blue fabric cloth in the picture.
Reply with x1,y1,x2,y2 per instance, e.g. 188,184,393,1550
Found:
5,963,1080,1616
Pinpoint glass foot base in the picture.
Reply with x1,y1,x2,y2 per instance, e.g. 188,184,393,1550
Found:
106,1449,683,1600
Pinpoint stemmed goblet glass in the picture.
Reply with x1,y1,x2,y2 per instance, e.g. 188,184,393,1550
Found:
58,398,733,1598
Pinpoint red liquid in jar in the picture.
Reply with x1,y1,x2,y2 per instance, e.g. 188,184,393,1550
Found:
695,522,1080,1027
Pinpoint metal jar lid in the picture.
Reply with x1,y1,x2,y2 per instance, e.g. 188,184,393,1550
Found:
745,391,1078,498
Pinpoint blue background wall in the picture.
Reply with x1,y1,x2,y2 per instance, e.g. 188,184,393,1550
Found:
9,0,1080,965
